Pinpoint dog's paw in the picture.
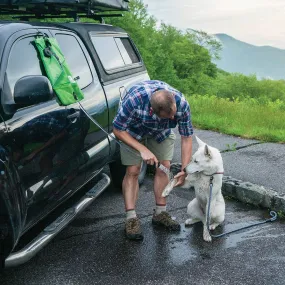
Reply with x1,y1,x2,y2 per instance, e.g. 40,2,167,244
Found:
185,218,199,226
185,219,193,227
161,191,168,198
161,178,177,197
161,186,169,197
209,223,219,231
203,231,212,242
161,188,170,197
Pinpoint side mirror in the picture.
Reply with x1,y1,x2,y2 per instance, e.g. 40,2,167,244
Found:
14,75,54,106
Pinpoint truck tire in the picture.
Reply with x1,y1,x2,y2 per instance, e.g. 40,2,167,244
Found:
109,160,147,189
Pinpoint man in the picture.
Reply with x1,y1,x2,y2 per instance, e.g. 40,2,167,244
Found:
113,80,193,240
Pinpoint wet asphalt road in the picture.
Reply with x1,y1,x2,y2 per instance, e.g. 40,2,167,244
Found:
1,173,285,285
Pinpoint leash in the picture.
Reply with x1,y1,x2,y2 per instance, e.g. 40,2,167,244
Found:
206,174,278,238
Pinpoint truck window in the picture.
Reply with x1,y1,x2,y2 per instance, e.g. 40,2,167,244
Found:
6,36,45,97
55,34,93,89
91,36,140,71
117,38,140,64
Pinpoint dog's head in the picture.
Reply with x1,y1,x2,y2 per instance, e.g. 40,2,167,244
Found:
185,136,223,175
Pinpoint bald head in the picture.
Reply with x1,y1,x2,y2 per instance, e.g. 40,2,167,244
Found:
150,90,176,117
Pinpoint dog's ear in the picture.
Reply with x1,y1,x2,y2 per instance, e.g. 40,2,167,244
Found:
204,145,212,158
196,136,206,147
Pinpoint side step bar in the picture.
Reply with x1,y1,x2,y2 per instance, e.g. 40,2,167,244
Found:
5,173,111,268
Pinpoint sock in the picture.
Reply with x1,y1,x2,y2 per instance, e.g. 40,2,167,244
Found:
155,204,166,215
126,209,137,220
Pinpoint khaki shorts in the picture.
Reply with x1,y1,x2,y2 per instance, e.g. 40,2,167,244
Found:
120,132,176,166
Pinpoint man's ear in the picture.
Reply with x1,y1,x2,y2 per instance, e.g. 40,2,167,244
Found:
204,145,212,158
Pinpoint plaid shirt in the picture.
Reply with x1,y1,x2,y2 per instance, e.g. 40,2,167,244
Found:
113,80,193,143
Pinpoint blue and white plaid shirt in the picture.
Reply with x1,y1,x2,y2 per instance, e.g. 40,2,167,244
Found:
113,80,193,143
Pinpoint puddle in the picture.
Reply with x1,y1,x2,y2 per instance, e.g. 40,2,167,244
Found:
168,231,198,265
224,226,266,249
221,222,284,249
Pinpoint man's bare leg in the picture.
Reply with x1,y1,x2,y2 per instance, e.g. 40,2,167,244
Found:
123,164,143,240
152,160,180,231
122,165,141,211
153,160,170,207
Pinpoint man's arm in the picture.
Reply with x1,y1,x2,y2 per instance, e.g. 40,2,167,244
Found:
181,136,193,171
174,95,193,186
174,136,192,186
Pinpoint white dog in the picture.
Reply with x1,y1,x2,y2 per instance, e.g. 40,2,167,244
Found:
162,136,225,242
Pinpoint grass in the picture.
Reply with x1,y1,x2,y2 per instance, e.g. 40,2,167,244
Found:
277,210,285,220
187,94,285,143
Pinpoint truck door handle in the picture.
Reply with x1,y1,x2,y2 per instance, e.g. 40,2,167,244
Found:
67,111,80,123
119,86,127,100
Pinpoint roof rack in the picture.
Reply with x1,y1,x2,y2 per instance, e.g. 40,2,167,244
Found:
0,0,129,22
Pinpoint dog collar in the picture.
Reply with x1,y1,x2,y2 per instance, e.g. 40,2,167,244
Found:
208,172,224,184
203,172,224,176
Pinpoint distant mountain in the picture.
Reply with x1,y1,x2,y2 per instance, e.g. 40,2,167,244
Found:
214,33,285,80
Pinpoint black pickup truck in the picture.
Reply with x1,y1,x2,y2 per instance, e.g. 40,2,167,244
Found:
0,0,149,269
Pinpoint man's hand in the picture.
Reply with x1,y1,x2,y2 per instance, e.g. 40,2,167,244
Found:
140,148,158,167
174,171,187,187
113,129,159,167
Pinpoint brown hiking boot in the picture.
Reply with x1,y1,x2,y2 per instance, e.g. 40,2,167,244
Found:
125,217,144,240
152,211,181,231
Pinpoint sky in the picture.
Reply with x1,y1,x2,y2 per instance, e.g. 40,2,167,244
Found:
142,0,285,49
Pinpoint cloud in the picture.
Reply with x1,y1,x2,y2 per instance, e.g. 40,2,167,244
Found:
142,0,285,49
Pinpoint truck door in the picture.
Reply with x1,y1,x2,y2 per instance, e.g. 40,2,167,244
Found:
0,28,108,230
51,29,110,183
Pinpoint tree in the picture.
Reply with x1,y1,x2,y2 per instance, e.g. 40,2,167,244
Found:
188,29,222,61
107,1,219,95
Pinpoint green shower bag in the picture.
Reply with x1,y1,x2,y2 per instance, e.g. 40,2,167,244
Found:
34,36,84,106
